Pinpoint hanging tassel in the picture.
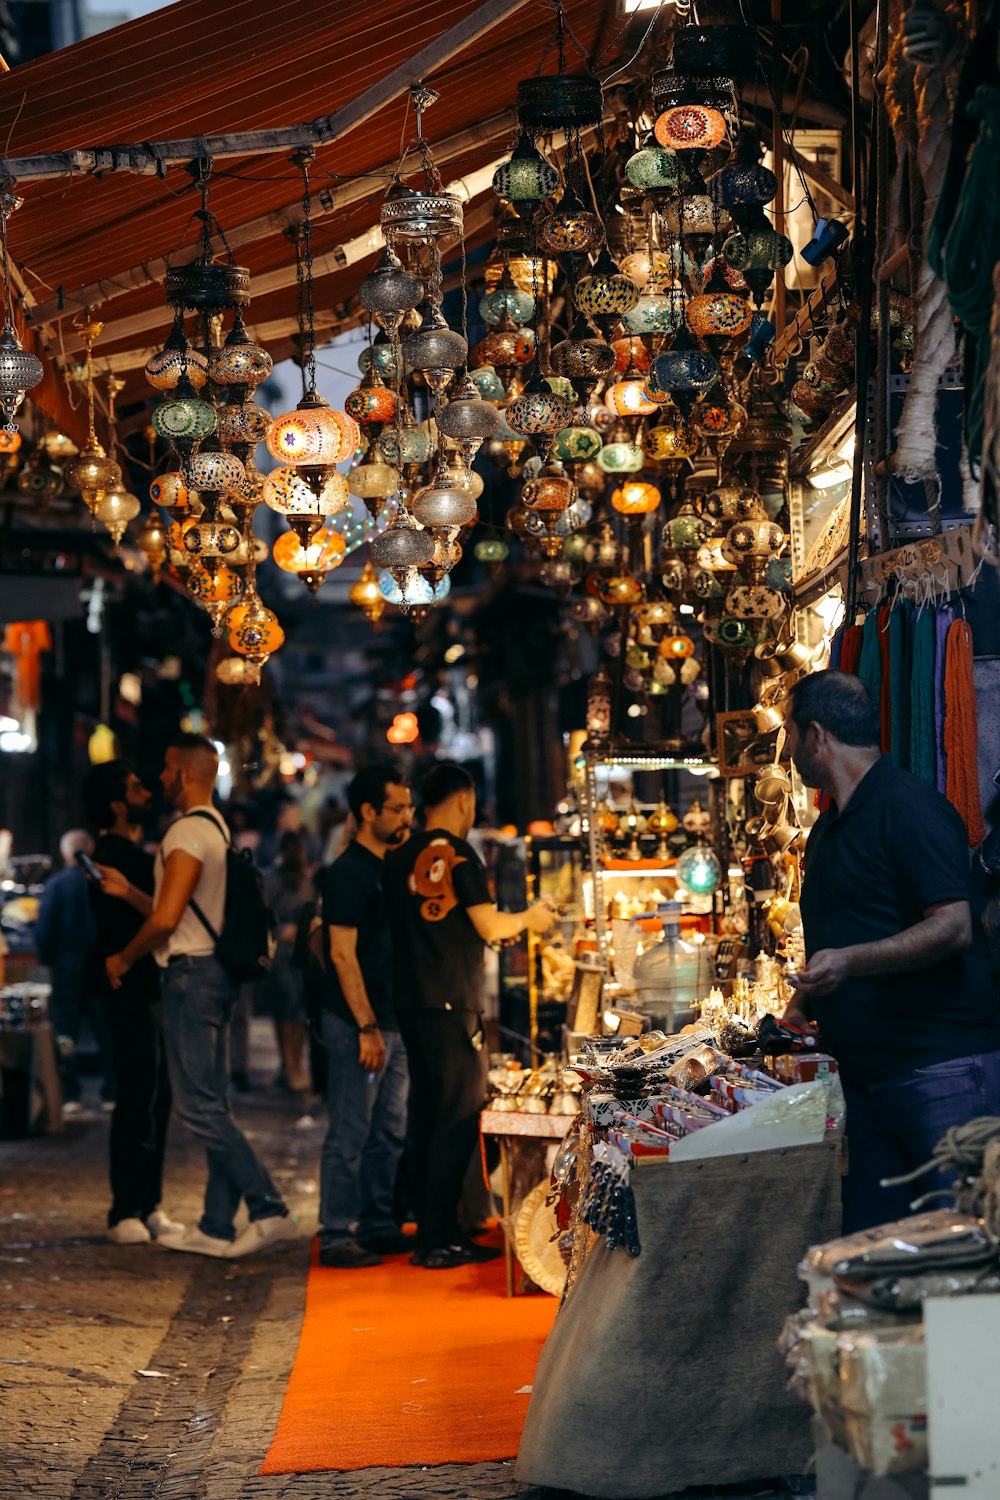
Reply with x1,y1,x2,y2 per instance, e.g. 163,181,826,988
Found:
909,608,936,783
943,618,986,846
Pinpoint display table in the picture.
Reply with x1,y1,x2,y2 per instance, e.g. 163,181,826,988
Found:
516,1137,843,1498
480,1108,577,1297
0,1023,63,1135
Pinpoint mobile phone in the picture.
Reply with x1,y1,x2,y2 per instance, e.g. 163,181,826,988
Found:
74,849,103,882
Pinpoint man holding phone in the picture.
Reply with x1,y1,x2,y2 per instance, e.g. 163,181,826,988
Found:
783,670,1000,1232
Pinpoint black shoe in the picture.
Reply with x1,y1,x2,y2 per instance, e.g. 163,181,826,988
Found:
318,1238,382,1269
231,1071,251,1093
358,1228,412,1255
421,1241,503,1270
409,1247,428,1267
457,1234,503,1263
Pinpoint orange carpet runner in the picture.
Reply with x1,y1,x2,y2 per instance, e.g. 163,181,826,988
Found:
259,1237,558,1474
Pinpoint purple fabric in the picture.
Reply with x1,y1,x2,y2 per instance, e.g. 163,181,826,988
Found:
934,605,954,794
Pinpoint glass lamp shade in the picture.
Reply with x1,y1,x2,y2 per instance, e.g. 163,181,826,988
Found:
359,338,405,383
17,456,62,501
149,470,192,514
522,461,577,514
536,191,605,257
273,526,346,579
646,347,720,403
765,555,793,595
402,316,468,377
505,384,574,437
686,290,752,339
523,495,590,538
345,379,398,426
412,479,478,529
704,484,764,522
708,161,778,209
437,378,500,441
605,378,657,417
726,515,785,562
468,365,506,403
691,397,748,440
492,137,560,205
228,594,285,663
378,420,432,467
209,330,272,393
136,512,167,572
723,225,794,273
597,440,644,474
0,427,20,453
725,581,786,619
654,105,728,152
183,519,242,559
599,572,645,606
145,345,208,391
675,844,723,896
216,400,270,449
696,537,738,572
216,657,261,686
377,569,451,607
479,281,535,327
643,411,696,460
575,263,641,319
623,286,685,336
612,480,661,515
267,404,359,466
187,450,246,495
690,566,725,599
64,440,120,513
479,324,536,373
475,537,510,564
550,329,616,381
552,424,603,462
543,374,575,402
263,466,350,518
151,391,217,443
96,484,142,544
663,501,711,553
348,559,386,621
662,195,726,238
187,563,242,610
348,457,400,501
370,512,435,571
358,247,423,327
625,144,681,192
612,335,651,374
618,249,673,290
658,629,695,659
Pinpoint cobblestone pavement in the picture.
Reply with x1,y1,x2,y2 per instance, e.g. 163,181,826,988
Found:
0,1022,812,1500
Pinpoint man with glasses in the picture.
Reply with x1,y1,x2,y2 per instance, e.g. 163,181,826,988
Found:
317,765,413,1268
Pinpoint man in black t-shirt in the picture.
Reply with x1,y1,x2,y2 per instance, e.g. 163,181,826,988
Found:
317,765,413,1269
783,671,1000,1232
384,762,557,1269
82,760,180,1247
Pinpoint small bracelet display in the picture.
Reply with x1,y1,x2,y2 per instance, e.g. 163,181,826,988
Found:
358,1022,380,1035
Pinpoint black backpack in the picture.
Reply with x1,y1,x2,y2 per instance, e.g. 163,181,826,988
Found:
183,810,275,983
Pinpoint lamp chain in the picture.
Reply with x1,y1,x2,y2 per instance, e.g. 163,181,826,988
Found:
295,150,318,395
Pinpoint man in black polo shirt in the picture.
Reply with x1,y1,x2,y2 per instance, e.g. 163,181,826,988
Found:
783,670,1000,1231
384,761,557,1269
317,764,413,1269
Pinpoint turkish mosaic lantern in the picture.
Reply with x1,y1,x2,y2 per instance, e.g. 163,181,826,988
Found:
623,284,685,337
597,437,644,475
605,377,657,418
663,499,711,555
267,400,358,468
654,105,728,152
708,159,778,211
686,289,753,341
479,315,536,385
150,470,192,516
273,527,347,593
536,186,604,257
726,515,786,579
209,314,272,396
216,401,271,452
145,329,208,391
691,396,748,442
550,320,615,402
725,581,786,620
722,222,794,304
468,364,507,403
626,141,681,193
646,341,720,413
552,423,603,463
658,629,695,659
612,335,651,374
492,135,560,207
505,376,574,438
574,251,640,329
359,333,405,384
479,271,535,328
345,370,398,427
187,449,245,499
642,409,696,462
228,591,285,666
522,459,578,515
612,480,661,515
704,483,764,523
187,563,243,634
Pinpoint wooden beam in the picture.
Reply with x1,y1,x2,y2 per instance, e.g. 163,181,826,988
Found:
28,107,521,329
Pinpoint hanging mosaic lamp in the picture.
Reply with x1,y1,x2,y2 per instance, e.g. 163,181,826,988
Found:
349,558,386,622
380,180,464,249
267,393,358,471
612,335,651,374
150,469,194,518
273,526,347,593
574,249,640,330
612,480,661,515
691,395,748,442
646,334,720,414
505,371,574,439
492,135,560,208
136,512,168,577
412,470,478,531
348,452,401,510
536,185,604,258
228,589,285,667
358,246,423,334
654,105,728,153
0,189,43,429
378,404,433,468
262,467,350,542
725,580,786,619
468,364,506,403
183,517,242,563
345,367,398,427
360,330,405,383
436,371,499,461
642,408,696,461
618,248,673,290
552,422,603,463
550,318,615,402
187,563,243,634
145,314,208,391
597,432,644,474
402,305,468,395
708,157,777,212
151,369,217,464
605,376,658,418
623,283,685,337
626,137,681,193
209,313,271,402
478,313,536,388
474,535,510,567
96,479,142,545
726,515,786,579
370,508,435,587
187,448,246,499
216,400,271,455
479,269,535,328
63,312,120,516
704,483,764,522
663,499,712,554
686,287,753,341
722,217,794,304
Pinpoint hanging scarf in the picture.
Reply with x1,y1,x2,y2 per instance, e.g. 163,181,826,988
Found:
944,618,986,846
933,604,954,794
828,623,845,670
878,602,893,752
858,607,883,708
909,609,937,784
839,623,865,677
889,600,914,770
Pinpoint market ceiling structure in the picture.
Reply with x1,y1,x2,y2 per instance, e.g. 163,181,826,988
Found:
0,0,646,438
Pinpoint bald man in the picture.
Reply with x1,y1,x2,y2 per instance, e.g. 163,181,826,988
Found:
107,734,291,1259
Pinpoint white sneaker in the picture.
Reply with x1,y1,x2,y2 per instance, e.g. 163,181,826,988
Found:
62,1101,83,1117
107,1217,152,1245
145,1209,186,1239
226,1214,295,1259
156,1226,232,1258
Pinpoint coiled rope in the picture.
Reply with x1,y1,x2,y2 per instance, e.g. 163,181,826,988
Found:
881,1117,1000,1242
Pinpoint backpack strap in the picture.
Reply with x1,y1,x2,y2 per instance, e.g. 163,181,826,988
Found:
172,809,230,942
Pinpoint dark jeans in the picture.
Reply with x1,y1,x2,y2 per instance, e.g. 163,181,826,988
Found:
319,1012,409,1246
50,954,114,1103
104,993,171,1227
161,955,286,1241
397,1008,488,1251
842,1048,1000,1232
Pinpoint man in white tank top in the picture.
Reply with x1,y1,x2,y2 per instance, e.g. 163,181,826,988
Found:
106,734,292,1258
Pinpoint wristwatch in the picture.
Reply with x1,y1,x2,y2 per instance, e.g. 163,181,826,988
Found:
358,1022,380,1035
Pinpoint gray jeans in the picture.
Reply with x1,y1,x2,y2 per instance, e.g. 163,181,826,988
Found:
161,954,285,1240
